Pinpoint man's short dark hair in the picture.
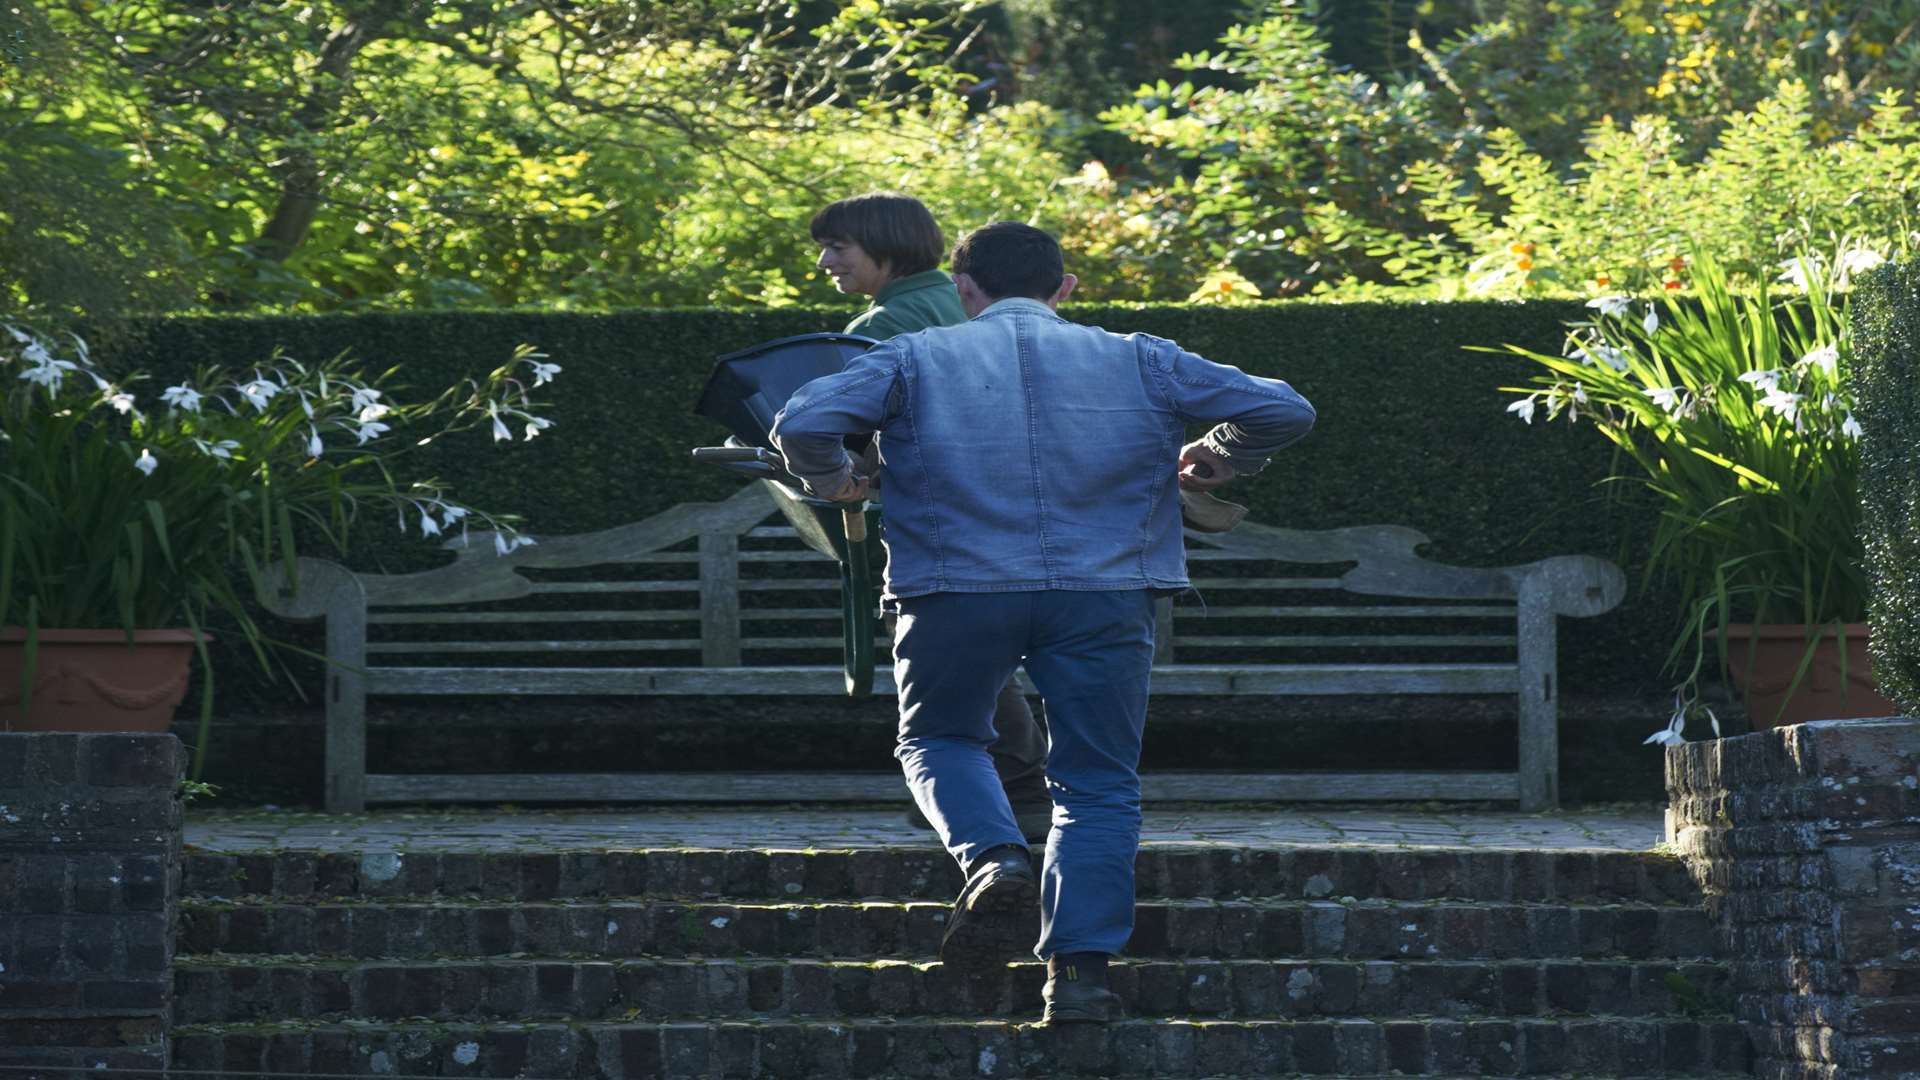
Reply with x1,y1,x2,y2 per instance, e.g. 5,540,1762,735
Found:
950,222,1064,301
809,192,945,277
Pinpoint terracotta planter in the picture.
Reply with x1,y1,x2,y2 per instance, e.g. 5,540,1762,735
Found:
0,628,202,733
1718,622,1899,731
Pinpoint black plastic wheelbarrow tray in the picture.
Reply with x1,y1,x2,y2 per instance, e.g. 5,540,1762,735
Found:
691,332,882,696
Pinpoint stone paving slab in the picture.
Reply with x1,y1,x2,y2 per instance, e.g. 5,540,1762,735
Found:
186,804,1666,853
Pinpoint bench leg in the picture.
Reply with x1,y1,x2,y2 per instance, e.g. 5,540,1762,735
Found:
1516,581,1559,811
324,602,369,814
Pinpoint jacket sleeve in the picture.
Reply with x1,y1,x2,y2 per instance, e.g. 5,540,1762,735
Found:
770,344,904,496
1143,336,1316,474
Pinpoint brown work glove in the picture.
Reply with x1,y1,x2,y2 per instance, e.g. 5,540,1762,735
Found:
1180,489,1248,533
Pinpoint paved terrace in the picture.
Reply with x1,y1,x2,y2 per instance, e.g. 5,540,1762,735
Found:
185,804,1667,853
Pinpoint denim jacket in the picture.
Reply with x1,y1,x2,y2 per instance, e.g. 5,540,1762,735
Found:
770,297,1316,602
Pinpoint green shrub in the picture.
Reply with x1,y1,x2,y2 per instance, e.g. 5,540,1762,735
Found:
1852,262,1920,717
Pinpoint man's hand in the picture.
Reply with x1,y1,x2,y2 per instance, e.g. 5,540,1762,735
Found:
1178,440,1235,492
819,471,872,503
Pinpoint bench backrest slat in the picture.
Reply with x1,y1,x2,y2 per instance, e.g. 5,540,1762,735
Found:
1171,634,1517,648
368,639,700,654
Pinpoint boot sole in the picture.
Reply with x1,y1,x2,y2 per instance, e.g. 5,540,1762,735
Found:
1042,990,1120,1025
1041,1003,1115,1025
938,874,1038,971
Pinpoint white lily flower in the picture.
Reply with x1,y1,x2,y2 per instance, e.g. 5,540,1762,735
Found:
492,531,537,556
1571,384,1588,405
490,412,512,442
1642,306,1659,335
354,420,391,445
1644,701,1688,746
134,448,158,476
237,377,279,410
420,509,441,537
358,402,391,423
1842,413,1864,440
440,505,470,522
1799,344,1839,374
307,426,325,458
5,325,29,344
160,385,203,413
1585,296,1633,319
91,374,112,392
108,391,136,415
19,357,78,389
1759,387,1803,421
1506,396,1538,424
1838,247,1887,279
1776,259,1812,288
192,438,239,460
522,415,554,440
1580,343,1629,371
1737,369,1782,391
22,341,52,366
527,360,562,387
350,386,383,412
1644,387,1683,413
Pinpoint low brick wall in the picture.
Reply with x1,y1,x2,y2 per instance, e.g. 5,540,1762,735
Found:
1667,716,1920,1080
0,733,182,1076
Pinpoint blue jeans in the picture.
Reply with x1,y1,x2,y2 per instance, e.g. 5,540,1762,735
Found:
891,589,1155,958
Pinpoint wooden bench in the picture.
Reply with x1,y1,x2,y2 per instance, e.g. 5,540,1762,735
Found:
264,481,1624,813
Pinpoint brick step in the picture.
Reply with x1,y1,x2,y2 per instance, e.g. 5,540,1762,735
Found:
172,956,1733,1025
168,1015,1753,1078
181,845,1702,905
177,897,1718,962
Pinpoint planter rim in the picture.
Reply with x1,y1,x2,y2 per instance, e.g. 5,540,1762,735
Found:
1707,622,1871,639
0,627,207,644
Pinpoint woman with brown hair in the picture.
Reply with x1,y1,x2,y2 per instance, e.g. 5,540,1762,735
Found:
809,191,1052,844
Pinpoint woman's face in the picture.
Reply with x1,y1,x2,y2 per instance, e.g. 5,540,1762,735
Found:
815,239,891,296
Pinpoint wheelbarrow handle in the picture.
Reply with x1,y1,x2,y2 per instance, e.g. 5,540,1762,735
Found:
691,445,802,485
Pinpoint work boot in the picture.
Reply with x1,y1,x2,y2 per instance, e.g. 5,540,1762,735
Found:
938,845,1038,971
1043,953,1121,1024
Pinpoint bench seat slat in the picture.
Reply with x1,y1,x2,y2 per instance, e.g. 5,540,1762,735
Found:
1172,634,1516,648
363,662,1519,696
363,770,1519,803
739,579,843,592
1188,577,1346,589
1186,604,1516,618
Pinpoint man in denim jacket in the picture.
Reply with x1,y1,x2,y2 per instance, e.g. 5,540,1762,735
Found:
771,223,1315,1023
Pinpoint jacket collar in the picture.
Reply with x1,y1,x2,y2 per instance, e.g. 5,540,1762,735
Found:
872,269,954,305
974,296,1061,321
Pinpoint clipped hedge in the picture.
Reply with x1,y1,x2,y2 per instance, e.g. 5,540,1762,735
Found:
1853,265,1920,716
114,299,1677,699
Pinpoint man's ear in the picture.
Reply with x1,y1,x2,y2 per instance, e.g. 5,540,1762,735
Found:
1049,273,1079,308
954,272,991,317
